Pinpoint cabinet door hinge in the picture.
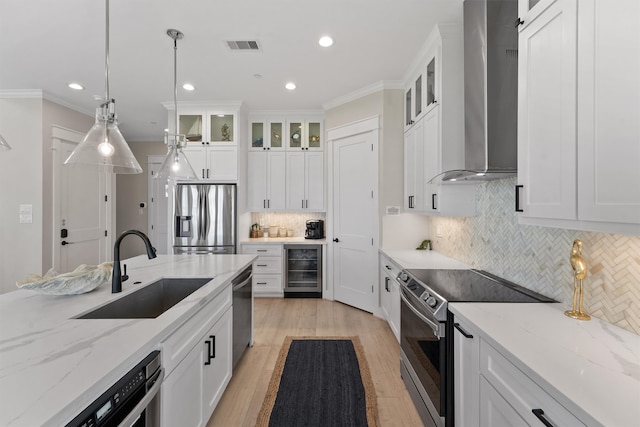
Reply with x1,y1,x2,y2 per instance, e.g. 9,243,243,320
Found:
371,285,374,293
105,195,108,202
371,144,374,151
104,230,108,237
371,238,374,246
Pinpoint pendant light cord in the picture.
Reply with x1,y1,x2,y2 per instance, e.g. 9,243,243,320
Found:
104,0,110,103
173,35,178,141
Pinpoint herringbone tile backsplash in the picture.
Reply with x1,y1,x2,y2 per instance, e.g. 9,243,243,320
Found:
429,178,640,335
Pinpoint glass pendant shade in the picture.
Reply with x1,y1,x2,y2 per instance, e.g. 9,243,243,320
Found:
0,133,11,151
155,137,198,182
64,105,142,174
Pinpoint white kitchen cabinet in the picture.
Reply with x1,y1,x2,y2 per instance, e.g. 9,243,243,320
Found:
247,151,286,210
479,339,586,427
202,308,233,421
183,146,237,181
379,254,400,342
452,313,586,427
286,151,324,211
176,111,236,145
517,0,577,221
453,317,479,427
241,244,283,297
403,25,475,217
162,303,233,427
286,119,323,151
249,119,285,151
576,0,640,226
405,47,438,131
404,118,425,211
517,0,640,234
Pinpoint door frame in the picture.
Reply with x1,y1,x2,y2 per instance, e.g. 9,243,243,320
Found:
326,116,380,316
51,125,115,271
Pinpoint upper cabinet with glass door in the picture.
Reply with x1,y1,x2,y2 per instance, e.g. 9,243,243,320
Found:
516,0,555,29
250,119,286,151
164,102,243,146
287,119,323,151
404,48,438,131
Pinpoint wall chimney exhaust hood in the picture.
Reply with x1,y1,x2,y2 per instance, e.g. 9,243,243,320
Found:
440,0,518,182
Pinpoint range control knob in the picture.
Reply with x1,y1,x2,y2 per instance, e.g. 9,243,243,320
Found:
398,273,409,282
421,292,430,302
426,297,438,308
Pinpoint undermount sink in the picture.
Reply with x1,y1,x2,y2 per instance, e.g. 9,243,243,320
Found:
78,278,213,319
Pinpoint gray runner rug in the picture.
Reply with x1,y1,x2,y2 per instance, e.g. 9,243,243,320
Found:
256,336,379,427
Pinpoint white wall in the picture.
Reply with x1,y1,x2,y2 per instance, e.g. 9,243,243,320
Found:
0,98,44,294
0,96,94,294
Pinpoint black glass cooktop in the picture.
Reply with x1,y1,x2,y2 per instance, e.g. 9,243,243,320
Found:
405,269,554,303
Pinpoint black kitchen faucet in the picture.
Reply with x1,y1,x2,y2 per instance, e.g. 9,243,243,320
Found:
112,230,157,293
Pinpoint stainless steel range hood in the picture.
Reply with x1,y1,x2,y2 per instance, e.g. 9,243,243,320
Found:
441,0,518,182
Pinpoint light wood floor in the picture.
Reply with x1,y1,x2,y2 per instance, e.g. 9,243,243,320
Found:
207,298,423,427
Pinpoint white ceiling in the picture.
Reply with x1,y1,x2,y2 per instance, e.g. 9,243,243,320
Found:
0,0,463,141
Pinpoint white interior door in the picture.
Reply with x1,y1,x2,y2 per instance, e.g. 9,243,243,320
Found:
148,157,169,254
331,126,378,313
52,127,112,273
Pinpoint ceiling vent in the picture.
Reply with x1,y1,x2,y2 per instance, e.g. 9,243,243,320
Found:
225,40,261,51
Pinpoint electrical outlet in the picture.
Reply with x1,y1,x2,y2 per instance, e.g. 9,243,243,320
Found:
436,225,443,238
19,204,33,224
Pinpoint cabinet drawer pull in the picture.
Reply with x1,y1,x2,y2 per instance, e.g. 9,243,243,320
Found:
453,323,473,339
515,185,524,212
209,335,216,359
531,409,554,427
256,282,268,285
256,264,268,267
256,249,267,252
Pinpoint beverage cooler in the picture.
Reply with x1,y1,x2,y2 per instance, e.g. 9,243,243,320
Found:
283,244,322,298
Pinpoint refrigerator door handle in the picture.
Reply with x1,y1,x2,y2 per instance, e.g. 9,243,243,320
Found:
204,187,211,241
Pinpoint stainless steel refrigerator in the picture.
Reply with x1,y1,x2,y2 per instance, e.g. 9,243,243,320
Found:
173,183,237,254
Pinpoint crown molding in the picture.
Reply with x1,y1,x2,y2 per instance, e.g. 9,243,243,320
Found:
0,89,93,117
322,80,403,111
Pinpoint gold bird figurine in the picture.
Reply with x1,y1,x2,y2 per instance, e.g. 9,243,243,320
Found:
565,239,590,320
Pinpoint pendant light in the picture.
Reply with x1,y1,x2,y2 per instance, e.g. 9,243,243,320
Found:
0,134,11,151
155,29,198,183
64,0,142,174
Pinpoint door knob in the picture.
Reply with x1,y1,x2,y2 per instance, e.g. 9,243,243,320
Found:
333,238,340,243
61,240,69,246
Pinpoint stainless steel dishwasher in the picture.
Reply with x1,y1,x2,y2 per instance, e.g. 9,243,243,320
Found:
232,266,252,369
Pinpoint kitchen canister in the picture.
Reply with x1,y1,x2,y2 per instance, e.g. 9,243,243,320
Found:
269,226,279,238
287,228,294,237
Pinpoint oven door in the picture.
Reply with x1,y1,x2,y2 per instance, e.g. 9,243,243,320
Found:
400,287,446,425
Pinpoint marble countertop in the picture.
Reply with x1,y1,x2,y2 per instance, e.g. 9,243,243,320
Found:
241,237,327,244
449,303,640,427
379,248,471,269
0,254,256,427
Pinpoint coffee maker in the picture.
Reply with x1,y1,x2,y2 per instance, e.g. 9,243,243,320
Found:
305,220,324,239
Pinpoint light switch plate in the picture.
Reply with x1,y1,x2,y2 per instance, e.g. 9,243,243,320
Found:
19,204,33,224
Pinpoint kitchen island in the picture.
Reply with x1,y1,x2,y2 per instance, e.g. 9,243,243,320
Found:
0,254,256,427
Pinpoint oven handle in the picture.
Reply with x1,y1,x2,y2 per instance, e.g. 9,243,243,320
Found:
117,367,164,427
400,289,444,339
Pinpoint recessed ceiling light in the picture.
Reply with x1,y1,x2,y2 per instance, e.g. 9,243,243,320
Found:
182,83,195,91
318,36,334,47
68,83,84,90
164,128,169,132
285,82,296,90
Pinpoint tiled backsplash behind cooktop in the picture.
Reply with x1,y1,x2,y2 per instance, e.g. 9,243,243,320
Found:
429,177,640,335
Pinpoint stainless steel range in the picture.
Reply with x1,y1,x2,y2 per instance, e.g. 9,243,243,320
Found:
397,269,554,427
